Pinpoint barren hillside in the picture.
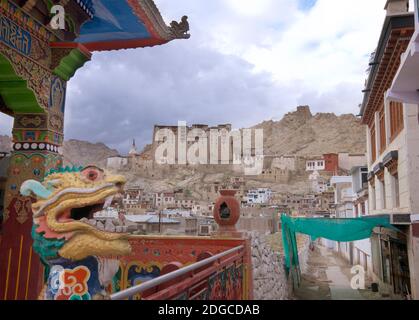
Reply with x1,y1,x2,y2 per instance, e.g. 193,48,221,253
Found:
253,106,366,156
1,106,367,198
62,140,119,167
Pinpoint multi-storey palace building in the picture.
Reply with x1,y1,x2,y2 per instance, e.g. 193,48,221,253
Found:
361,0,418,298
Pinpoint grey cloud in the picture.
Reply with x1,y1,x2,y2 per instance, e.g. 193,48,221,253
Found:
64,41,296,154
297,82,364,116
0,0,364,155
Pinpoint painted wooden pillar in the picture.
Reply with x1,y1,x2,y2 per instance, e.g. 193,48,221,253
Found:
0,111,66,300
0,66,89,300
0,1,91,299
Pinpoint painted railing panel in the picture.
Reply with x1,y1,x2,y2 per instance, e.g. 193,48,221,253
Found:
111,236,253,300
143,249,244,300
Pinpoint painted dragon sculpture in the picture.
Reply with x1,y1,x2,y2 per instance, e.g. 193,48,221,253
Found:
20,166,131,300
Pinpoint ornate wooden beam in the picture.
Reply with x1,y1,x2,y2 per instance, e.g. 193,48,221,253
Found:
22,0,38,12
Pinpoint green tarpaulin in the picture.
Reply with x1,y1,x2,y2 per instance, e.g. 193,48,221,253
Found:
281,214,397,270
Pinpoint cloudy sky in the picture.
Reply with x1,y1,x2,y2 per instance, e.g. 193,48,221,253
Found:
0,0,406,153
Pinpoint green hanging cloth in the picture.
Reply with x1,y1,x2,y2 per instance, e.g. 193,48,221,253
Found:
281,214,397,270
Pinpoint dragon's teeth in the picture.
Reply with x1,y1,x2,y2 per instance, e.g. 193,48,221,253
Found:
80,218,89,224
103,195,114,209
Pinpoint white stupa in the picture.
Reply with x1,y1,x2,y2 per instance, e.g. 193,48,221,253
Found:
128,139,139,156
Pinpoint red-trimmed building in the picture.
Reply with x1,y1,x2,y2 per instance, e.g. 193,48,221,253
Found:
360,0,418,299
323,153,339,173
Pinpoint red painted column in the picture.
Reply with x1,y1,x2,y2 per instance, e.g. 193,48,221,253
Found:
0,196,43,300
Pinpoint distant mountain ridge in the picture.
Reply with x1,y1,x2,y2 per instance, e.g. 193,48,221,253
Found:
62,139,119,167
252,106,366,156
0,136,118,168
1,106,366,169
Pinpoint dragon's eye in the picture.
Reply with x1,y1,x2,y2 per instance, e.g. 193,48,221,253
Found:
81,166,104,182
88,171,98,180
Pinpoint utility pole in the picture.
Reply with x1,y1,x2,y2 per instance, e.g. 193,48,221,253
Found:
159,209,162,234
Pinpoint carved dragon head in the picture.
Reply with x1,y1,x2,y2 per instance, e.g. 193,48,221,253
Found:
21,166,131,300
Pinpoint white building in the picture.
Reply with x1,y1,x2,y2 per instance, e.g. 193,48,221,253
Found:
246,188,272,205
192,203,213,216
330,176,355,221
351,166,369,218
309,170,328,194
154,192,175,208
123,187,143,205
107,156,128,170
360,0,418,298
328,176,355,262
306,159,325,172
350,166,373,277
161,209,193,218
174,198,195,209
338,153,367,171
325,175,372,274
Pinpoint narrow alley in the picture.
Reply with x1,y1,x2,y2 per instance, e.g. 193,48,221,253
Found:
294,245,388,300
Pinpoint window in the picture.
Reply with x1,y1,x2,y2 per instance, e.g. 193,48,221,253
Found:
379,106,386,154
381,180,386,210
370,125,377,163
393,173,400,208
389,101,404,142
361,169,368,188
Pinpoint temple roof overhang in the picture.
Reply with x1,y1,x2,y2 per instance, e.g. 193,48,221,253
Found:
74,0,190,51
387,29,419,104
360,14,414,125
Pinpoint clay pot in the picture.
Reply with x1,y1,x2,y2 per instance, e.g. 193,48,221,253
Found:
213,190,240,231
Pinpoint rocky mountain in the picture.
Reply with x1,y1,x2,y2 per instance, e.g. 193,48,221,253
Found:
0,135,119,168
1,105,366,172
62,140,119,167
253,106,366,156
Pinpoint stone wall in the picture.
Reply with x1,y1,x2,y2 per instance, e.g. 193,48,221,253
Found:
251,232,311,300
251,232,290,300
238,217,273,234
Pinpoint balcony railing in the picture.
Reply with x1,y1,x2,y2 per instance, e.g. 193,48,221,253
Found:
111,245,246,300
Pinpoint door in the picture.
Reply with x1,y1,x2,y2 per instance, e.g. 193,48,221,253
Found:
390,240,411,297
